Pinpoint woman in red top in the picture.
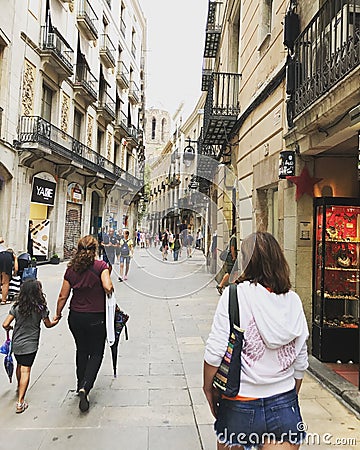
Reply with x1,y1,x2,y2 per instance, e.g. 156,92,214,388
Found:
55,235,113,412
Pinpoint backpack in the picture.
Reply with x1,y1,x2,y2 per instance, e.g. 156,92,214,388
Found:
120,239,130,256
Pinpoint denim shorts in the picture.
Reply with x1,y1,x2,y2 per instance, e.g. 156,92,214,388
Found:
214,388,305,449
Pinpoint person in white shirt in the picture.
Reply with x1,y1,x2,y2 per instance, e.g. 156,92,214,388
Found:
203,231,309,450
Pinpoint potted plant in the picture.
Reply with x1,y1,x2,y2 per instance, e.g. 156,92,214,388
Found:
50,254,60,265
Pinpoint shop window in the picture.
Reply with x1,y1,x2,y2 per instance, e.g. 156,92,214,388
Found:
41,84,53,122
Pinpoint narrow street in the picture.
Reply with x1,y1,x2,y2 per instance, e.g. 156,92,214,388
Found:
0,247,358,449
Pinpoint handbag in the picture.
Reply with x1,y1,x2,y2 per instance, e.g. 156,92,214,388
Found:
219,246,229,261
21,266,38,282
213,284,244,397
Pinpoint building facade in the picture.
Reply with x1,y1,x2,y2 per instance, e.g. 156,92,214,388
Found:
0,0,146,259
196,0,359,365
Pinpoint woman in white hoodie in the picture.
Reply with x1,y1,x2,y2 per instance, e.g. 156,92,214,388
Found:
203,231,309,450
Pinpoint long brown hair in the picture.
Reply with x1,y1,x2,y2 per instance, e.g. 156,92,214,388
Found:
14,279,47,317
238,231,291,294
68,235,98,273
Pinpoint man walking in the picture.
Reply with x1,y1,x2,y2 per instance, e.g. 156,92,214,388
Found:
216,226,238,295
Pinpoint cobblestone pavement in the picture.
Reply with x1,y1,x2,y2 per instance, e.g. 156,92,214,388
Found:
0,246,358,449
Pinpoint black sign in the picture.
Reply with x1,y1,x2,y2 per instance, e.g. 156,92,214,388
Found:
31,177,56,205
279,150,295,179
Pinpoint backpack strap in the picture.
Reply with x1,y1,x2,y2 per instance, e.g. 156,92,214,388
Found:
228,284,240,328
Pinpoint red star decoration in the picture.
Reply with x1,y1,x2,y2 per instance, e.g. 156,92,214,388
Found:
286,166,323,201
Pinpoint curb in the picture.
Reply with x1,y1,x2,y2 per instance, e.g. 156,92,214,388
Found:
308,355,360,417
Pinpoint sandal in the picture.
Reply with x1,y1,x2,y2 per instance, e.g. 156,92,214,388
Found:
1,300,11,305
16,401,28,414
216,285,223,295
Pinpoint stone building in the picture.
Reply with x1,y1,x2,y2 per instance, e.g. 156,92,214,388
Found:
144,108,171,162
197,0,359,368
0,0,146,260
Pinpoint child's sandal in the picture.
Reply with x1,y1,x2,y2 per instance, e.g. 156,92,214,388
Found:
16,401,28,414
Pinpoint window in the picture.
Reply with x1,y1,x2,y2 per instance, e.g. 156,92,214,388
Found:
258,0,274,48
41,84,53,122
97,129,104,154
131,29,136,57
161,118,166,141
151,117,156,139
73,109,82,141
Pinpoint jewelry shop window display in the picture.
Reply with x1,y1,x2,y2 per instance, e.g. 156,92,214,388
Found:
312,197,360,363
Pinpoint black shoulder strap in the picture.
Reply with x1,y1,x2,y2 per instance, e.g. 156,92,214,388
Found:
228,284,240,328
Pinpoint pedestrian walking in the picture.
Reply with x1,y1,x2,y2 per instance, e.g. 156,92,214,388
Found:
101,228,118,267
186,228,194,258
173,234,181,261
216,226,237,295
118,230,133,281
2,279,59,413
0,238,18,305
54,235,113,412
161,230,169,261
203,231,309,450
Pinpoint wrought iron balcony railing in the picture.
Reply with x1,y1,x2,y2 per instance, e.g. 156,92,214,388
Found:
120,18,126,38
74,63,98,103
18,116,142,189
204,0,222,58
77,0,98,40
292,0,360,117
129,80,140,104
40,26,73,75
98,91,116,122
116,61,130,88
202,72,241,146
115,110,129,134
99,34,116,68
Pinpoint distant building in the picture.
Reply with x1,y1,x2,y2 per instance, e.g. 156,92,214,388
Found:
144,109,171,162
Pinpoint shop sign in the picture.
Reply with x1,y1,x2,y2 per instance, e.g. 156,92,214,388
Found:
31,177,56,205
67,182,83,204
279,150,295,179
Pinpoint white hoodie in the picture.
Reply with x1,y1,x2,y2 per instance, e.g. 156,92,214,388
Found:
205,281,309,398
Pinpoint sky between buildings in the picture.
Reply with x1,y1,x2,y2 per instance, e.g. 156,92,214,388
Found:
139,0,208,121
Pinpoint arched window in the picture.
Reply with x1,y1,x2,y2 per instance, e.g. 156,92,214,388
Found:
161,118,166,141
151,117,156,139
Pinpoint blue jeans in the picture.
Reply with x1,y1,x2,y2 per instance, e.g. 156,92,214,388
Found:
173,250,179,261
215,388,305,450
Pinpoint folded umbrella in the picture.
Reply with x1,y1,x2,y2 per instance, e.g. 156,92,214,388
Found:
0,331,11,355
110,306,129,378
3,330,14,383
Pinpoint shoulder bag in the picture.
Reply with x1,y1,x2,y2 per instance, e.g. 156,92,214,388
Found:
219,246,229,261
213,283,244,397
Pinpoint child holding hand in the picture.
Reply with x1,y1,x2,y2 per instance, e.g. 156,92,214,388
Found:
2,279,59,413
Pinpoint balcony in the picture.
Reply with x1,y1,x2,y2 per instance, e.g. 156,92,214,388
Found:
202,72,241,147
114,110,128,137
127,125,139,146
204,0,222,58
116,61,130,89
128,80,140,104
290,0,360,119
77,0,98,41
99,34,116,69
39,26,73,80
97,91,116,124
17,116,142,190
74,64,97,105
120,18,126,38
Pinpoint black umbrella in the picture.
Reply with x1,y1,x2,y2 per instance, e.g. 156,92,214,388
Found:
110,306,129,377
3,331,14,383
